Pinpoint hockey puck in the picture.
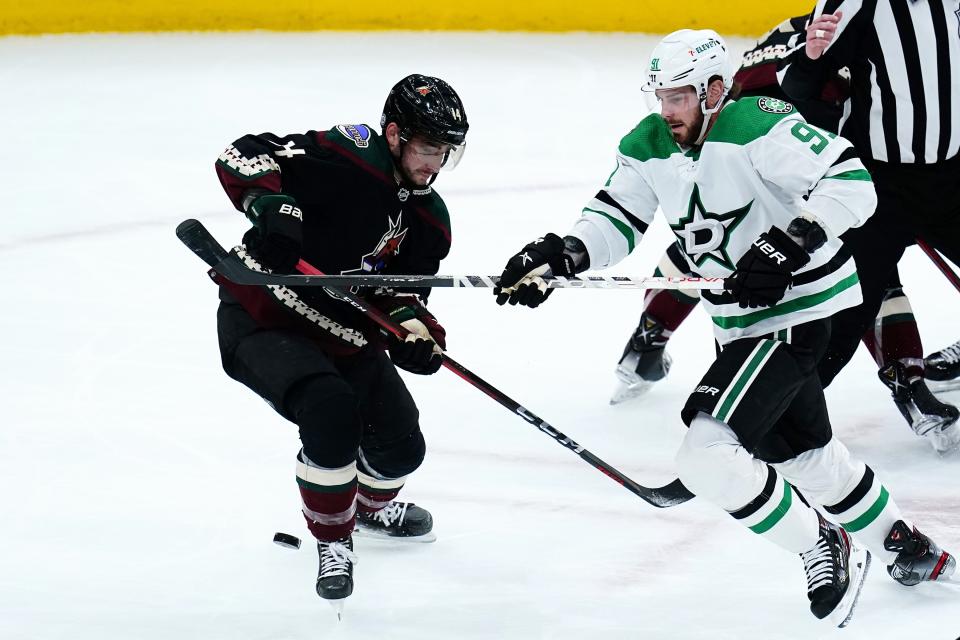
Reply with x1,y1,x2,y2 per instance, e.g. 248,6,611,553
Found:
273,532,302,549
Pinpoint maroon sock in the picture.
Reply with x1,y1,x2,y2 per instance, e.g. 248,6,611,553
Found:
644,288,698,334
296,454,357,541
357,483,402,514
861,288,924,380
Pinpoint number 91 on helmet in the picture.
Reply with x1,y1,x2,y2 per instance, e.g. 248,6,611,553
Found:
641,28,734,119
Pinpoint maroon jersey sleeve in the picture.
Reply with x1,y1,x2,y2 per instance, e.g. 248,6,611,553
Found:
214,132,311,211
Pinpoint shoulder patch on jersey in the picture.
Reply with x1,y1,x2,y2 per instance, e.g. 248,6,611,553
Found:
706,98,797,146
319,126,395,181
757,97,794,114
336,124,373,148
619,114,679,162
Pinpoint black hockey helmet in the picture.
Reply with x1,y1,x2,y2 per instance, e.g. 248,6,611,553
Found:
381,74,468,168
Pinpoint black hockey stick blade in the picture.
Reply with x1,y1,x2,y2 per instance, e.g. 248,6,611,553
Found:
175,219,328,286
176,219,230,268
636,478,694,507
176,218,280,285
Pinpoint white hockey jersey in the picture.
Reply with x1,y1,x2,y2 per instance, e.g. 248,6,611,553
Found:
567,97,877,345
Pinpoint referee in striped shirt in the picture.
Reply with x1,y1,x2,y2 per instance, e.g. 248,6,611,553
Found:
779,0,960,391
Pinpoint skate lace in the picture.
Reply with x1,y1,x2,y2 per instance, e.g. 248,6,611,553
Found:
937,341,960,365
801,539,836,592
373,502,408,527
320,541,358,578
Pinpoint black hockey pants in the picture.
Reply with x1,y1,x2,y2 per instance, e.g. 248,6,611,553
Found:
216,292,425,477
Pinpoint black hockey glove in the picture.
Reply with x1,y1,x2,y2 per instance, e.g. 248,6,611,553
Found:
388,335,443,375
375,295,446,375
494,233,576,308
242,192,303,273
726,226,810,309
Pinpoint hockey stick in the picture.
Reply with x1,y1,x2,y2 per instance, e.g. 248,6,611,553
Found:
176,218,694,508
917,238,960,295
173,225,725,291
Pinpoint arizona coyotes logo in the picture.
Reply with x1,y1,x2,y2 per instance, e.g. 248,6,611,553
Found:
344,213,409,274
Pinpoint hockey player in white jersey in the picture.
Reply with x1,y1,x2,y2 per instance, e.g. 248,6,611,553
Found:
493,29,955,626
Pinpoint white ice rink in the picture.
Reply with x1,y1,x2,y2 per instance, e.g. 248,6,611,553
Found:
1,31,958,640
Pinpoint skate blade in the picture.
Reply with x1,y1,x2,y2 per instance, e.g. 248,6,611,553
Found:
928,422,960,455
910,412,957,438
830,547,871,629
927,378,960,394
327,598,346,621
610,365,655,405
610,380,655,405
353,526,437,543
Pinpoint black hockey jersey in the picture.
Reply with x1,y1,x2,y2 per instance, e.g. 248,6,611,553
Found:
214,124,451,354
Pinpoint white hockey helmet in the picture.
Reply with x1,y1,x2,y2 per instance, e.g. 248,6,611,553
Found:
643,29,733,144
645,29,733,98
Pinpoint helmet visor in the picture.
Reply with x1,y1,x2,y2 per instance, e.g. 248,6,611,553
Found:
403,135,466,172
643,86,702,117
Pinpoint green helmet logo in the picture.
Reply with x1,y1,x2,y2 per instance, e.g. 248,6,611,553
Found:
650,58,661,72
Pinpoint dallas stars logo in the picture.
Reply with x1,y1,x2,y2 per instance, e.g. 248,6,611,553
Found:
670,184,751,271
758,97,793,114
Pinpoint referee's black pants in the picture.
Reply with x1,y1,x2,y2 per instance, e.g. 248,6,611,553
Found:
818,154,960,387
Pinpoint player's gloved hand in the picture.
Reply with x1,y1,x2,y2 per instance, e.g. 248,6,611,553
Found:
726,226,810,308
389,331,444,375
494,233,576,308
243,193,304,273
378,296,446,375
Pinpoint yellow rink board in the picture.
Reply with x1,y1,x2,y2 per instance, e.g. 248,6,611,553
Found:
2,1,814,36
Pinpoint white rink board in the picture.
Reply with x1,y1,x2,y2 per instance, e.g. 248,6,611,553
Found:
1,32,958,640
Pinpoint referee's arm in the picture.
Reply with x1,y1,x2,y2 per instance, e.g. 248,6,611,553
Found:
778,1,864,101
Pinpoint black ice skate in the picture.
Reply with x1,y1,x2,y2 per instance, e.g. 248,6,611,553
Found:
878,362,960,453
800,514,870,628
316,536,358,618
355,501,436,542
883,520,957,586
925,340,960,392
610,313,672,405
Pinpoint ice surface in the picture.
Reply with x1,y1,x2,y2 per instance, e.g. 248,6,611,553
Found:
1,32,958,640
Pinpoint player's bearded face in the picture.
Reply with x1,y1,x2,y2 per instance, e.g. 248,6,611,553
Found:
656,86,704,146
399,136,453,186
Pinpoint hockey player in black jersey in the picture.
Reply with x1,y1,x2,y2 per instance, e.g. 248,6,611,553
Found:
212,74,468,610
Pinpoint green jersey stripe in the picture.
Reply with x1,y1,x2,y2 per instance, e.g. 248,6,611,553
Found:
843,486,890,532
712,272,860,330
824,168,873,181
879,312,916,326
750,481,794,534
295,477,357,494
716,340,777,422
583,207,636,252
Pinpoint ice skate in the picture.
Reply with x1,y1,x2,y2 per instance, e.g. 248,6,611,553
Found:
610,313,672,405
879,362,960,453
884,520,957,586
925,340,960,393
316,536,358,618
355,501,436,542
800,514,870,628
